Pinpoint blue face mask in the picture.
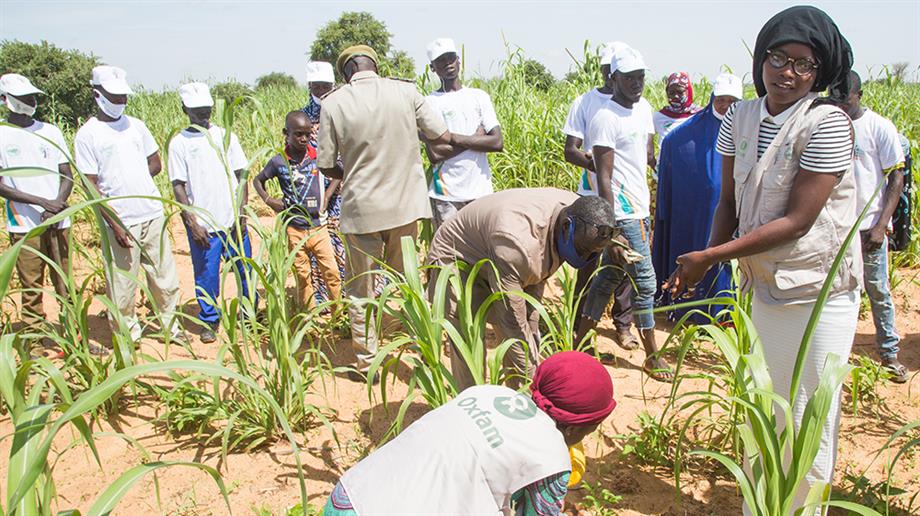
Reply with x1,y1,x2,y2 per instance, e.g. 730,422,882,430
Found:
556,216,598,269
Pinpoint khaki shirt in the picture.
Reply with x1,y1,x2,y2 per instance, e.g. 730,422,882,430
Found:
317,70,448,234
427,187,577,348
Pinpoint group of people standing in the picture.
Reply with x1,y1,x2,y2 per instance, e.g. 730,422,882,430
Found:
0,4,913,514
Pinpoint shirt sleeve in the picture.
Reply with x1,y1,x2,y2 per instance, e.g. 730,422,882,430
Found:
561,96,584,139
479,91,500,132
716,102,737,156
228,132,249,171
316,106,338,169
512,471,570,516
258,156,278,181
136,119,159,156
73,132,99,176
876,118,906,172
166,137,187,183
489,232,541,351
413,88,449,139
588,109,618,150
799,110,853,174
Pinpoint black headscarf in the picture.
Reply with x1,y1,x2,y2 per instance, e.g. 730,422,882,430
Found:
752,5,854,104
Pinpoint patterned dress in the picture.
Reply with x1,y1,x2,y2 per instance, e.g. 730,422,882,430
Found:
302,97,347,304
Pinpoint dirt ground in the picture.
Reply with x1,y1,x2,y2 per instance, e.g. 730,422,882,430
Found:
1,217,919,515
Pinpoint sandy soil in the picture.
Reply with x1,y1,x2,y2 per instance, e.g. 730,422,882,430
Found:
1,217,918,515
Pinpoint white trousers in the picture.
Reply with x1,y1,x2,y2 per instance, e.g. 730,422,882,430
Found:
744,290,859,515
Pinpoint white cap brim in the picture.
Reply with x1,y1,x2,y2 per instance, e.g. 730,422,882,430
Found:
2,85,44,96
93,79,134,95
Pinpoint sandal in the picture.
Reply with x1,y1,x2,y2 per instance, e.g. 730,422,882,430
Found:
613,327,640,351
643,357,674,383
882,358,909,384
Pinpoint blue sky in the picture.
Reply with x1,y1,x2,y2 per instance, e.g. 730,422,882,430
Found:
1,0,918,90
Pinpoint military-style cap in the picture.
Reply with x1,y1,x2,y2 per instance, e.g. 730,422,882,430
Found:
336,45,379,75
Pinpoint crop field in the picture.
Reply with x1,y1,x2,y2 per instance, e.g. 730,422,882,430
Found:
1,47,919,515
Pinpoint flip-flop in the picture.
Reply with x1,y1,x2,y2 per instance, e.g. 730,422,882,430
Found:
882,359,909,384
643,359,674,383
613,329,640,351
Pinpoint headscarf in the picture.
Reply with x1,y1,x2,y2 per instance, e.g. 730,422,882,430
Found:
531,351,616,426
752,5,854,103
659,72,701,119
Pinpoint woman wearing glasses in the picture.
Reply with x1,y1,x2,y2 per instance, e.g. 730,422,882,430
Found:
664,5,858,510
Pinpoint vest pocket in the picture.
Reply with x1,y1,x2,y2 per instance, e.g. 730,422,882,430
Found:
769,253,826,300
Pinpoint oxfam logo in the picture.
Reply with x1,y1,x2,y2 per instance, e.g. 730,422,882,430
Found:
493,394,538,420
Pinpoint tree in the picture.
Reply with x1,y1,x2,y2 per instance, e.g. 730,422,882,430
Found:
309,11,415,81
0,40,100,127
256,72,298,90
520,58,555,91
211,80,254,107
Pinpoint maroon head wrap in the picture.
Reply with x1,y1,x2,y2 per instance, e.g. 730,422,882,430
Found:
531,351,616,426
660,71,701,119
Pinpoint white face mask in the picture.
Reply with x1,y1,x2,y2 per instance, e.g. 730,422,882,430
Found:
4,95,36,117
311,94,322,106
94,91,126,119
712,108,725,121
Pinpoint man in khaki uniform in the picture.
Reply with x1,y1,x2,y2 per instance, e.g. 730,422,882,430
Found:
427,188,620,389
317,45,450,377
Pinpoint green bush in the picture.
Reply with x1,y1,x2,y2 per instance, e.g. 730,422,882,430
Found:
0,40,100,127
211,80,254,106
256,72,298,90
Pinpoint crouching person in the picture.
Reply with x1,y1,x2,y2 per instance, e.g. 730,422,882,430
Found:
323,351,616,515
427,188,620,390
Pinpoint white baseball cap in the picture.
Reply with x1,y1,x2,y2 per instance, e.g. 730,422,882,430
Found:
306,61,334,84
0,73,44,97
179,82,214,108
90,65,134,95
599,41,627,68
713,73,743,99
610,45,648,74
427,38,457,62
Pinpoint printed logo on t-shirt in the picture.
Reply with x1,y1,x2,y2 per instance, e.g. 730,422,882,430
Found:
854,143,865,157
4,145,20,157
739,139,749,155
493,394,538,420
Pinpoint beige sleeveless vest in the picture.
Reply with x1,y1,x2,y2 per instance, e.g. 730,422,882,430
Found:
731,94,862,305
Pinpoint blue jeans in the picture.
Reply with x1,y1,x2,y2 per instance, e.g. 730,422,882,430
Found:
584,218,656,330
187,227,255,325
861,233,899,359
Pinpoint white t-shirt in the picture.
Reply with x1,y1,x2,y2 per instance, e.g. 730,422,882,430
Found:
168,125,248,232
563,88,652,196
586,99,655,219
74,116,163,227
426,87,500,202
852,109,906,231
0,121,72,233
652,111,691,141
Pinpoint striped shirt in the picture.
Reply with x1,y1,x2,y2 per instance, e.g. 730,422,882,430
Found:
716,100,853,173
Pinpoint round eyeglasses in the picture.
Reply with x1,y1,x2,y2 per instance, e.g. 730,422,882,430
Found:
765,49,819,77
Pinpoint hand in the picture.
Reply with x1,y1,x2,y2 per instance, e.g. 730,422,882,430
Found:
233,214,248,238
662,251,711,299
584,151,596,172
189,222,211,249
606,235,634,265
266,197,285,213
474,125,486,136
41,198,67,214
863,226,887,251
111,225,132,249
